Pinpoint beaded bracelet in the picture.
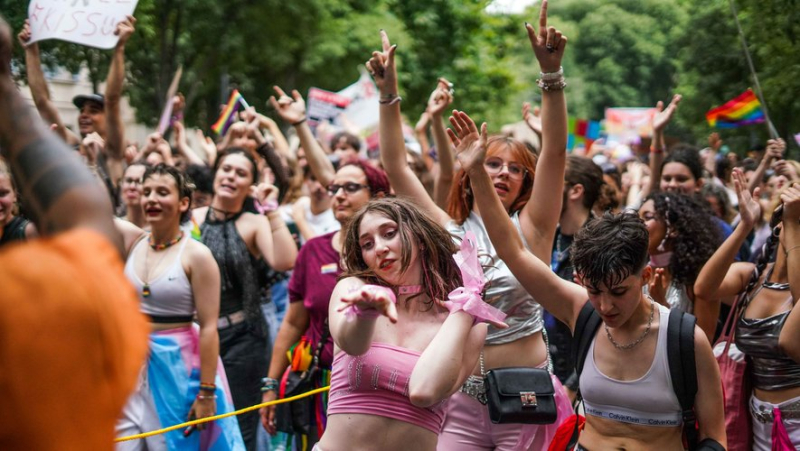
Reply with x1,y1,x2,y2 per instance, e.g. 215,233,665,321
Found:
197,394,218,400
261,377,279,392
536,78,567,92
539,66,564,81
650,146,665,154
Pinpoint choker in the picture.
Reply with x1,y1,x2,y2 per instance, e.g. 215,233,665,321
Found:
398,285,423,295
649,252,673,268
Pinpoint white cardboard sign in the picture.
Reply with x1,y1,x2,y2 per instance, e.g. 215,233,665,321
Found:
27,0,139,49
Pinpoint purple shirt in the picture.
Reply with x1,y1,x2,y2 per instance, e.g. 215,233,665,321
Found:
288,231,339,368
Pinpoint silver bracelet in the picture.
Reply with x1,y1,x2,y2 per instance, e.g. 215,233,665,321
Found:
539,66,564,81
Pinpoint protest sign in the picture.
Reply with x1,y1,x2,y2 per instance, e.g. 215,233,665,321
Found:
307,88,352,127
28,0,139,49
605,107,656,143
156,66,183,136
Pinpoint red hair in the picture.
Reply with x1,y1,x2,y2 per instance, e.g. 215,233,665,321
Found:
339,158,391,197
446,136,537,225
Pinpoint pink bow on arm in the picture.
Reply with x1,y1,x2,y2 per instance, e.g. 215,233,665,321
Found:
444,231,508,329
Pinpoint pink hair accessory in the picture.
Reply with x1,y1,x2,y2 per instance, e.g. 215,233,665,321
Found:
444,231,508,329
254,199,279,215
343,284,397,321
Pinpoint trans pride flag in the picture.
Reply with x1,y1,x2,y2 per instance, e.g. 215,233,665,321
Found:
706,89,765,129
212,90,249,135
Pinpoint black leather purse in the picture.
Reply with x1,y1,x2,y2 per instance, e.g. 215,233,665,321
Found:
482,330,558,425
484,367,558,424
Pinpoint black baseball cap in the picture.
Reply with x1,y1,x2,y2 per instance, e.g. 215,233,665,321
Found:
72,93,105,109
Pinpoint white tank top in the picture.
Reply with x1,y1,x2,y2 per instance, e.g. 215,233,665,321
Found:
580,303,682,427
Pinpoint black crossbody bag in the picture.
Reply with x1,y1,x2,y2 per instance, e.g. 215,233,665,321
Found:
483,329,558,424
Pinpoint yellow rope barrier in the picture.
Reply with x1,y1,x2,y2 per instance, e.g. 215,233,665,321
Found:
115,386,331,442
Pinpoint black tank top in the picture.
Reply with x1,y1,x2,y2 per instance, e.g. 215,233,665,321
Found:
0,216,29,247
200,210,267,337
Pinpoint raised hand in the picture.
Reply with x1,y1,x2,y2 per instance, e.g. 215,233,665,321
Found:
252,182,279,206
338,285,399,323
781,183,800,225
732,168,761,230
17,19,32,48
366,30,398,96
708,132,722,152
649,268,669,307
81,132,105,164
774,159,799,182
114,15,136,47
652,94,682,132
522,102,542,135
269,86,306,124
525,0,567,73
427,78,454,117
447,110,487,174
764,138,786,163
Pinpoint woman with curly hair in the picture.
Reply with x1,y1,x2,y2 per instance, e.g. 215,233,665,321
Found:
639,191,723,340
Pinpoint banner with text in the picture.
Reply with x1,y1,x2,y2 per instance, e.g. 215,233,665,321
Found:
28,0,139,49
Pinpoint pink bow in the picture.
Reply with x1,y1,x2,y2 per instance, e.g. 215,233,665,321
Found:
445,232,508,328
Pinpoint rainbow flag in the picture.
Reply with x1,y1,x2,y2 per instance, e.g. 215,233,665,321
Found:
211,89,249,135
706,89,765,129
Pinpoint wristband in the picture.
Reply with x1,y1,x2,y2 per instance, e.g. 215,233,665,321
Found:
255,199,279,214
379,96,403,106
650,145,665,154
261,377,279,392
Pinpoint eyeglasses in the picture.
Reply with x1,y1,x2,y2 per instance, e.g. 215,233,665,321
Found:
326,182,369,196
484,157,528,180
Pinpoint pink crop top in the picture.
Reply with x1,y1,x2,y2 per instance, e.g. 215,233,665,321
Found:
326,342,448,434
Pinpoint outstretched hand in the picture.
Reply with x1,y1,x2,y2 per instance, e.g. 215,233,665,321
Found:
732,168,761,229
652,94,682,132
269,86,306,125
366,30,398,95
114,15,136,47
447,110,488,174
525,0,567,73
338,285,399,323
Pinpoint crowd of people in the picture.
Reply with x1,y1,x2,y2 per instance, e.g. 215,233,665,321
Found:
2,1,800,450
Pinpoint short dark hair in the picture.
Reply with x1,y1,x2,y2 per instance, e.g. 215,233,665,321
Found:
662,145,703,181
185,164,214,194
331,131,361,152
566,155,605,210
571,212,649,290
142,164,194,223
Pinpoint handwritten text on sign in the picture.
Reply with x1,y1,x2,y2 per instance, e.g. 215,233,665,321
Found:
28,0,139,49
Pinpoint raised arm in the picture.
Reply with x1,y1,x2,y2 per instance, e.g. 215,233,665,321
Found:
270,87,336,187
0,18,119,247
104,15,135,165
694,169,757,300
253,182,297,272
428,79,455,209
693,326,727,447
747,139,785,194
172,121,206,166
17,21,80,147
450,110,586,329
645,94,682,197
519,2,569,262
370,31,450,226
779,183,800,362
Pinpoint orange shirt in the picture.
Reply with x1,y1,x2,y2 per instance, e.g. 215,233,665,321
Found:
0,229,149,450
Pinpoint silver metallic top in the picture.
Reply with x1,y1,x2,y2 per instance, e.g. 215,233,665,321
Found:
735,287,800,391
447,211,544,344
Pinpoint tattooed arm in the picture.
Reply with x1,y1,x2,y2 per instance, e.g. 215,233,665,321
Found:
0,17,120,251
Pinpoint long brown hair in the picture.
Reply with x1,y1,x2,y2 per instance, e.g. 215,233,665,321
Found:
340,197,462,308
446,136,537,224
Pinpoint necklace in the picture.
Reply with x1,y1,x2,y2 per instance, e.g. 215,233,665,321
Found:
604,297,655,351
762,266,790,291
554,233,564,262
142,232,184,298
